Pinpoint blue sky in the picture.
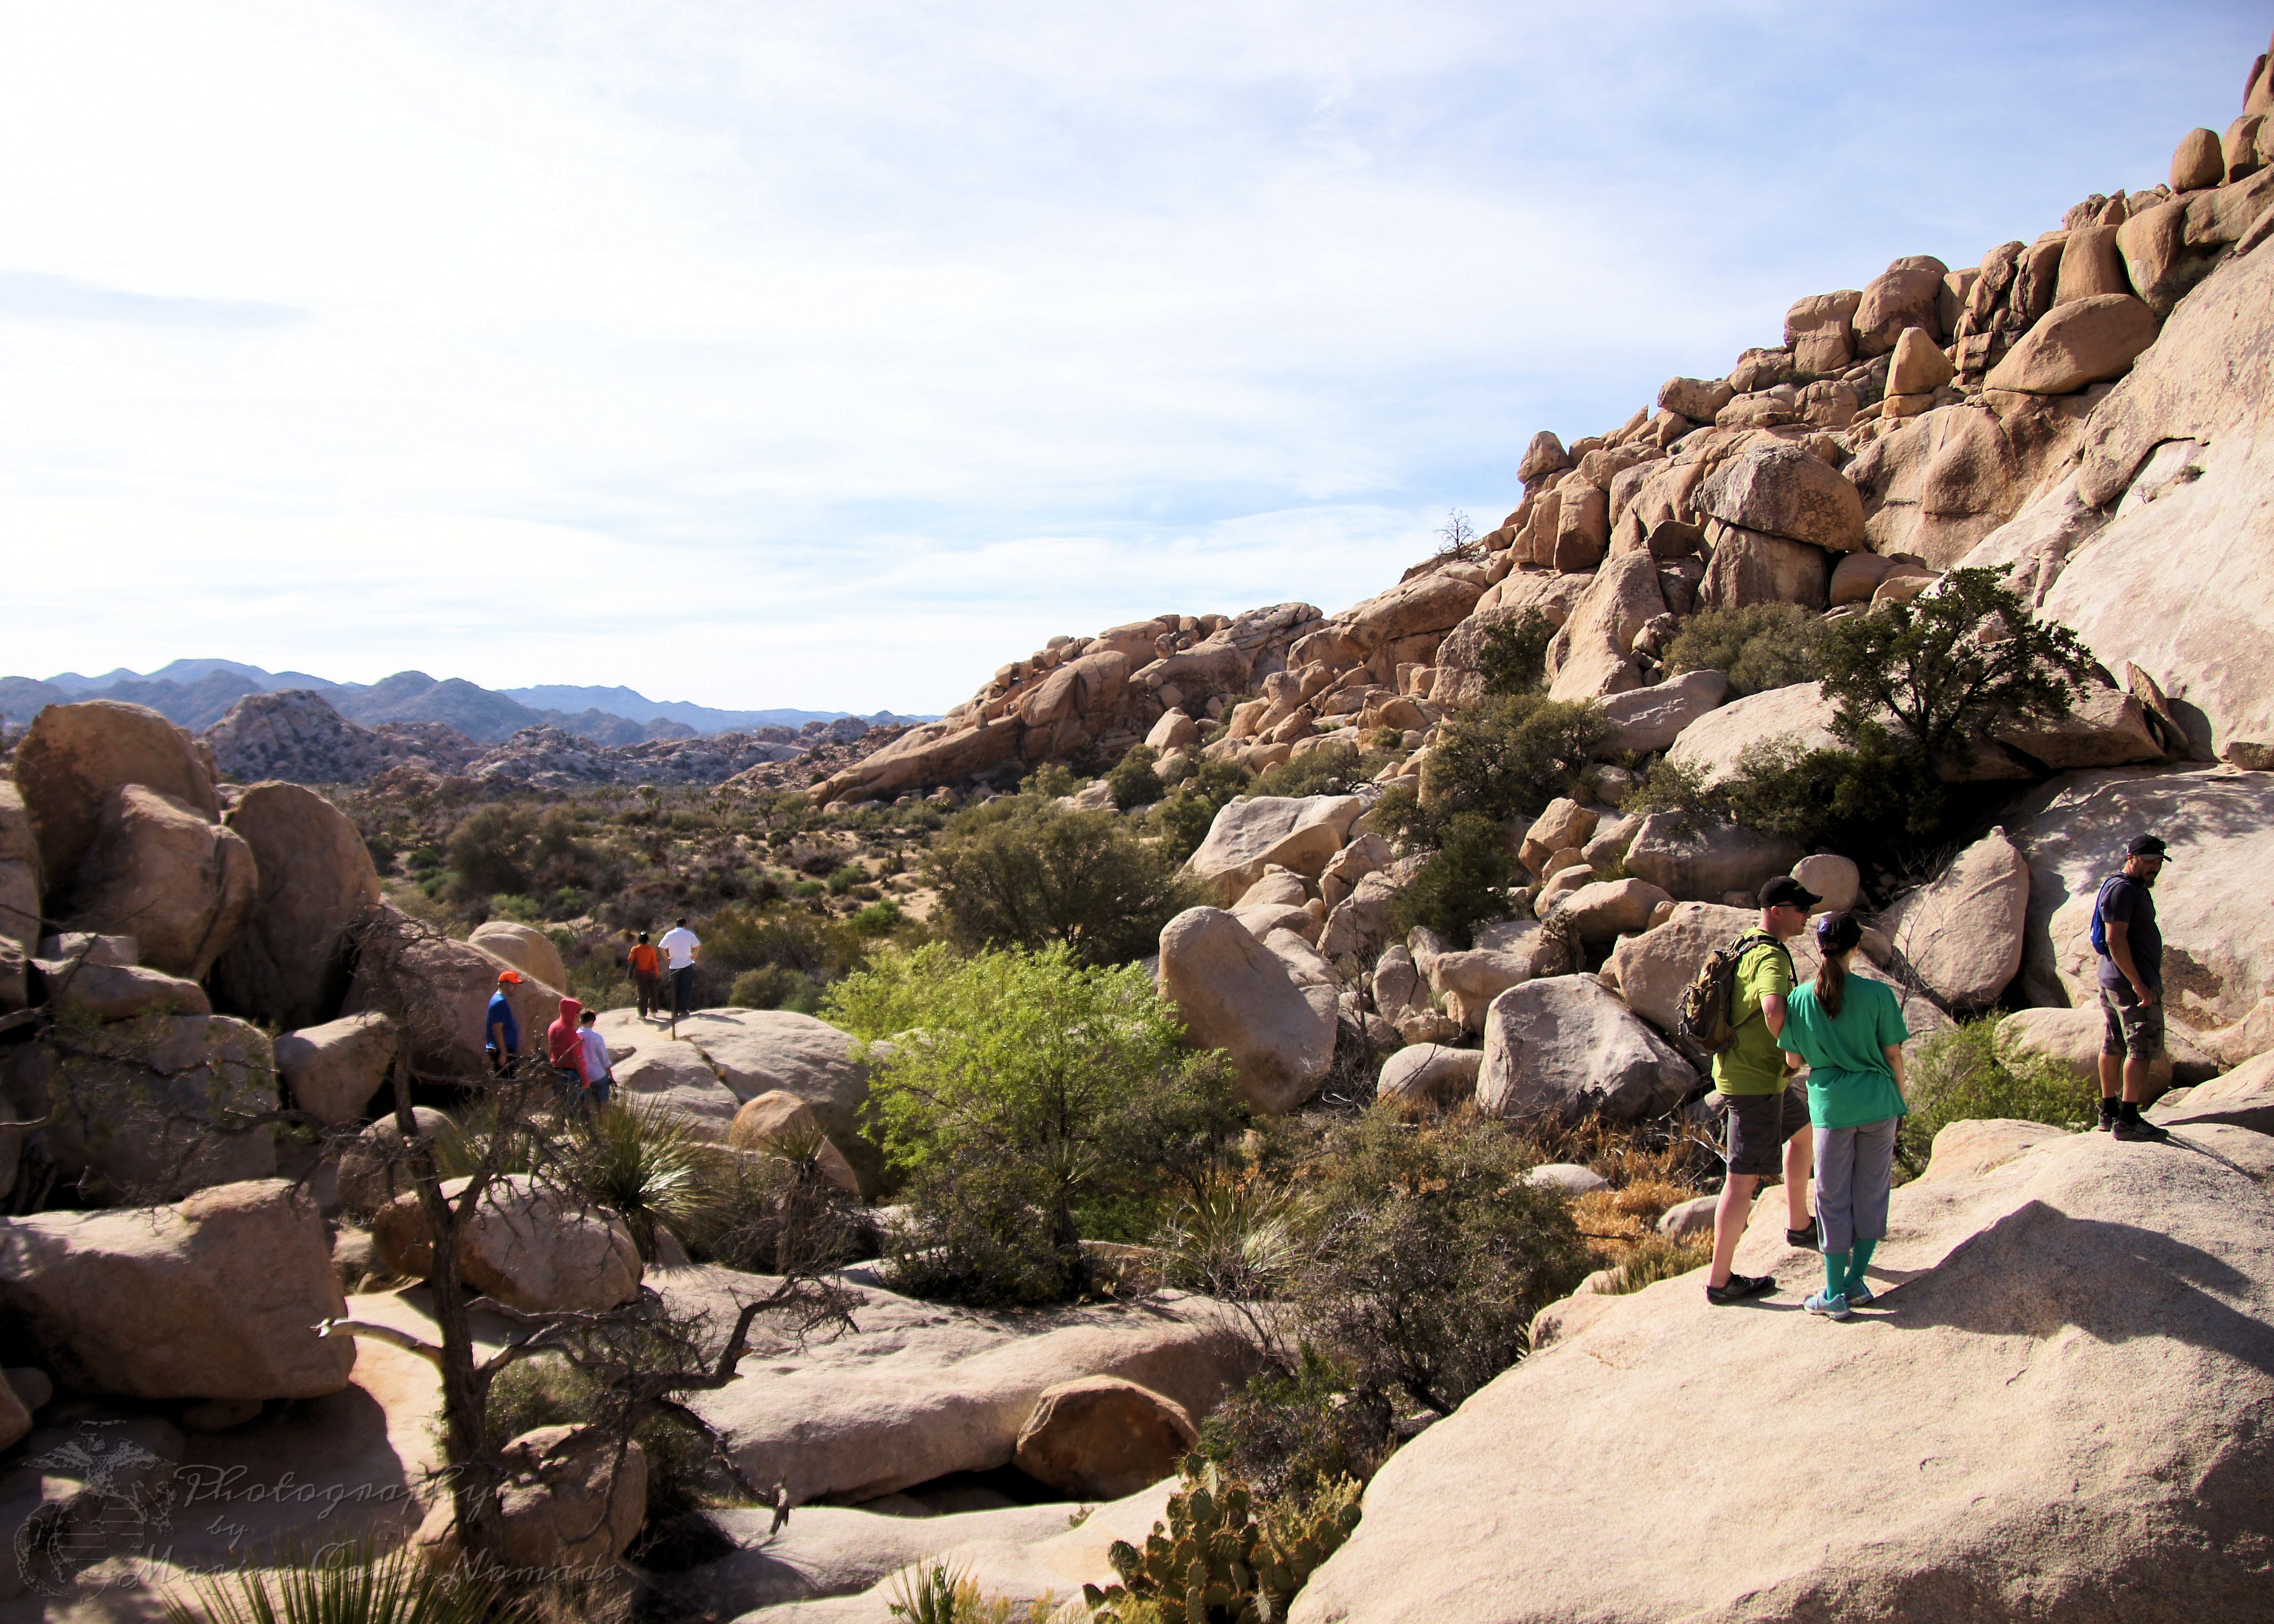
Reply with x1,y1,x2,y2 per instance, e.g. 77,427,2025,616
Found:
1,1,2263,712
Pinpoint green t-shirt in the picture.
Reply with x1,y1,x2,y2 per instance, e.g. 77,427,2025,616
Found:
1778,975,1912,1129
1711,937,1795,1098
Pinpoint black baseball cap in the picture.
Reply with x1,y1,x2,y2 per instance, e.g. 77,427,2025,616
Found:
1761,876,1821,911
2127,835,2171,860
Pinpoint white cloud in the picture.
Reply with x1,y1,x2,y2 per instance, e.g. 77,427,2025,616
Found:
0,0,2260,710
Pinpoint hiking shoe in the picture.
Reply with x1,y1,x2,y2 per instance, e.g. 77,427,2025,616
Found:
1805,1290,1853,1320
2112,1115,2170,1142
1706,1273,1776,1305
2096,1108,2117,1132
1785,1219,1819,1248
1844,1280,1874,1308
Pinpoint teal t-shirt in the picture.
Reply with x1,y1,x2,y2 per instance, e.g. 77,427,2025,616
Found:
1778,975,1911,1129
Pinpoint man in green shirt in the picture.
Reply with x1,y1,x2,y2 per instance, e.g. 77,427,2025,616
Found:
1705,876,1820,1305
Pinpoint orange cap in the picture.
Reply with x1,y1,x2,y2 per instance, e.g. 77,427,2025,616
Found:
496,970,524,984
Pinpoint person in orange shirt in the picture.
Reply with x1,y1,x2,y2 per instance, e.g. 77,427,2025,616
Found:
627,931,662,1020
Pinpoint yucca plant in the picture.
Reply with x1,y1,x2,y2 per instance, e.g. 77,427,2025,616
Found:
162,1537,518,1624
568,1097,729,1261
1154,1178,1297,1301
885,1560,1067,1624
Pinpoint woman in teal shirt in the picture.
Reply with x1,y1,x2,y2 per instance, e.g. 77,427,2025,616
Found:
1777,911,1909,1320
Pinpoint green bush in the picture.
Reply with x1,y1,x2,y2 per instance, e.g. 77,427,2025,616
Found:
1106,744,1166,810
924,796,1200,966
1664,602,1828,697
1390,812,1517,947
729,965,821,1011
1476,609,1557,697
1897,1016,2095,1174
828,944,1244,1305
851,900,906,936
1252,744,1367,800
826,862,868,896
1624,734,1939,850
1422,693,1607,825
1289,1109,1590,1418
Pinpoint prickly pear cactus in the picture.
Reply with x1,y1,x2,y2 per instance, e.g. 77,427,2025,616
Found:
1082,1456,1361,1624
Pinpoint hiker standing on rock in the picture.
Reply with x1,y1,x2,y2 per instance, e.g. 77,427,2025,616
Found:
1776,912,1908,1320
627,931,662,1020
2093,834,2173,1143
485,970,523,1075
1703,876,1820,1306
659,916,701,1021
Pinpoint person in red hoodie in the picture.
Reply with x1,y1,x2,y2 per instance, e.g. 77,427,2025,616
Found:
547,997,586,1103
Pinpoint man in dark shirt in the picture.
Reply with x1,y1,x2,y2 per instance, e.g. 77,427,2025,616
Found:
2094,834,2171,1142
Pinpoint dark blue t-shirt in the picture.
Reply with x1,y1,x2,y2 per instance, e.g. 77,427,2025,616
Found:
486,991,520,1050
2095,875,2161,991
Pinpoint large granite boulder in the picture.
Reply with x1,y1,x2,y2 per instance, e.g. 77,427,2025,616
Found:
65,785,257,982
1593,669,1730,756
1158,907,1337,1113
1184,795,1366,903
342,905,566,1078
273,1010,399,1126
671,1008,883,1189
1290,1124,2274,1624
415,1424,646,1573
1663,682,1843,791
42,1013,279,1200
1877,828,2031,1011
373,1173,642,1314
0,785,37,1013
1476,975,1694,1124
209,782,383,1029
11,699,219,888
0,1179,353,1400
1695,442,1866,551
1012,1375,1198,1500
1620,814,1803,904
467,920,570,994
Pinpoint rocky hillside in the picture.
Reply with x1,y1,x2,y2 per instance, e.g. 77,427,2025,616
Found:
807,62,2274,812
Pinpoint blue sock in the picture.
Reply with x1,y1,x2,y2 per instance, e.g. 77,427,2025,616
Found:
1845,1237,1878,1295
1823,1251,1849,1299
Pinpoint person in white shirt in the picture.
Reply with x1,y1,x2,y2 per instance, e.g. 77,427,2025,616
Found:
576,1009,615,1109
658,917,701,1020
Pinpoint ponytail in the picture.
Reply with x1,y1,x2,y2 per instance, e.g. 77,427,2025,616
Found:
1815,954,1847,1019
1810,909,1863,1019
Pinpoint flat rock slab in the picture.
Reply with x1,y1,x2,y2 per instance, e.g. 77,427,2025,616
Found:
1291,1124,2274,1624
661,1268,1260,1507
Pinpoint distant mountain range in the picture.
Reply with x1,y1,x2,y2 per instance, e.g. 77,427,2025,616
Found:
0,659,931,746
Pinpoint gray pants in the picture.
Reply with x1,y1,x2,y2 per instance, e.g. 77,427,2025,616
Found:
1813,1117,1899,1256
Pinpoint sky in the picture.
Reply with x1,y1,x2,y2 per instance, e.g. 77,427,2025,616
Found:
2,1,2264,713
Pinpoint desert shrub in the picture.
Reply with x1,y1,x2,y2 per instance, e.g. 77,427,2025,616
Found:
1422,694,1606,825
925,797,1200,966
729,964,823,1012
1623,734,1938,850
828,944,1245,1305
826,862,867,896
700,905,865,1002
445,805,538,906
1664,602,1829,697
1476,608,1556,697
850,900,906,936
1897,1016,2095,1174
1201,1346,1394,1505
1151,758,1253,863
688,1137,867,1275
1106,744,1165,810
1389,812,1516,947
1290,1110,1590,1418
1252,744,1367,800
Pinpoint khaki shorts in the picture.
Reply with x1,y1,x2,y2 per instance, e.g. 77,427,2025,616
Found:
1722,1084,1810,1179
2100,982,2165,1061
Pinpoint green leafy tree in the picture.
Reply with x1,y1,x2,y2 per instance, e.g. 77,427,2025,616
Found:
1252,744,1368,800
925,796,1200,966
827,944,1244,1303
1390,812,1516,946
1820,565,2096,772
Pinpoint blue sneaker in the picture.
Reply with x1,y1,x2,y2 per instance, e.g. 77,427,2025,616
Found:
1805,1290,1852,1320
1844,1280,1874,1308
